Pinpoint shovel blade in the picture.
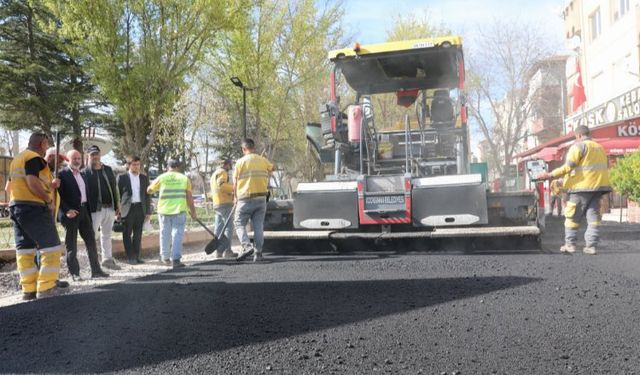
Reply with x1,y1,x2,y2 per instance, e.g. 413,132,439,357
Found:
204,238,219,255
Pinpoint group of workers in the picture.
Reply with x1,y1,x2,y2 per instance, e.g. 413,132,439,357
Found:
7,124,610,301
8,134,273,301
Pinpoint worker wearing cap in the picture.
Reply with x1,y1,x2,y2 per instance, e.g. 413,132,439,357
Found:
538,125,611,255
233,139,274,262
210,159,235,259
147,159,197,268
8,133,66,300
84,144,121,270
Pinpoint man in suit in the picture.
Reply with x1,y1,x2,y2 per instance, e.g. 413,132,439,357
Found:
58,150,109,280
84,145,121,270
117,155,152,265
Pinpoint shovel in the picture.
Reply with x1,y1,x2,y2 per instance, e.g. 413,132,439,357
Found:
195,203,236,255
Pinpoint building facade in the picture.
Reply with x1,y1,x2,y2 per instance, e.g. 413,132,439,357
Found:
515,0,640,213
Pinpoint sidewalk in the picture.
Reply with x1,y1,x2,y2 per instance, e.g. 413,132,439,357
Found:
0,244,243,308
603,208,628,223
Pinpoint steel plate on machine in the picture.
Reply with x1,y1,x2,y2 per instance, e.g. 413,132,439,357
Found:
364,194,405,212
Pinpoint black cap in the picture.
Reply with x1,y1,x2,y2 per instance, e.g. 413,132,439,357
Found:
87,145,101,154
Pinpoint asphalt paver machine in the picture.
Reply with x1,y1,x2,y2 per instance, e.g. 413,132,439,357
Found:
263,36,543,251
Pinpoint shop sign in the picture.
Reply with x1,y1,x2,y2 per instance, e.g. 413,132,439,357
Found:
566,86,640,131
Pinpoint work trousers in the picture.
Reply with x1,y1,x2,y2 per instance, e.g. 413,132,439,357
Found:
63,205,102,276
214,204,234,252
10,204,62,293
234,198,267,254
159,213,186,261
92,207,115,261
550,195,563,216
122,203,145,261
565,192,604,248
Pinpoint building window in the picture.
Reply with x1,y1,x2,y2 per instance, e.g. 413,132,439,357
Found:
613,0,631,20
589,8,602,41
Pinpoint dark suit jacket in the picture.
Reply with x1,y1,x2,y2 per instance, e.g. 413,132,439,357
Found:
117,172,152,218
83,164,119,213
57,167,91,224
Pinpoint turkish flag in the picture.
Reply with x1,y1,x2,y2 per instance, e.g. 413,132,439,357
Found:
572,59,587,112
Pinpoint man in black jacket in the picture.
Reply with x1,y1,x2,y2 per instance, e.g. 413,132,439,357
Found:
58,150,109,280
84,145,121,270
117,155,152,264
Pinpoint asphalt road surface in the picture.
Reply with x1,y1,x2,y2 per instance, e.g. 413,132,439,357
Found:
1,217,639,374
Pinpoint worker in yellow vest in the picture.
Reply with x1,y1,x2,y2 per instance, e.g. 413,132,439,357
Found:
210,158,235,259
549,178,564,217
538,125,611,255
234,139,274,262
9,133,66,300
147,159,197,268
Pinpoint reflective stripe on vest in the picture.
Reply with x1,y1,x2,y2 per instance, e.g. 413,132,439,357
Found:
156,172,189,215
9,149,51,205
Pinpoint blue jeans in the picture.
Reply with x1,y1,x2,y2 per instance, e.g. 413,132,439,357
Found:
159,213,187,261
214,204,234,252
234,198,267,253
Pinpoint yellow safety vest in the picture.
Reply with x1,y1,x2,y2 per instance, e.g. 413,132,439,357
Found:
210,167,233,207
149,171,191,215
9,149,52,206
550,179,562,196
551,139,611,193
233,154,274,200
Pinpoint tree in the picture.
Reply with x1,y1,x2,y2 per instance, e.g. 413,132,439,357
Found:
205,0,344,178
0,0,105,151
611,151,640,202
47,0,248,163
467,20,558,178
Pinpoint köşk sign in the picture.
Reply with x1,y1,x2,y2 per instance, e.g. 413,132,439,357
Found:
566,86,640,131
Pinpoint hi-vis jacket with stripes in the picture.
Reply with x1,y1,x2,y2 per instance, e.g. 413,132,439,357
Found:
9,149,52,205
551,138,611,193
210,167,233,207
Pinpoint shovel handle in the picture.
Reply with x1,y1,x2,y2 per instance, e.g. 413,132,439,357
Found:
195,217,216,237
220,203,237,234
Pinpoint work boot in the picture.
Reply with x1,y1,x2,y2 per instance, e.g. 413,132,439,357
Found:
101,259,121,270
560,244,576,253
583,246,597,255
236,245,254,261
172,260,186,269
56,280,69,288
212,250,223,259
91,270,110,279
253,252,264,263
36,286,69,299
223,249,237,259
22,292,37,301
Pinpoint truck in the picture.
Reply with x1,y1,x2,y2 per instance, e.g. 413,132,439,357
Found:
261,36,543,252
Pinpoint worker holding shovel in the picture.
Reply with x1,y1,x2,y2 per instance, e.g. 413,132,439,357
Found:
210,159,236,259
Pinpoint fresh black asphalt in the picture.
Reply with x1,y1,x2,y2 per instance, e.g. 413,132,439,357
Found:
1,217,639,374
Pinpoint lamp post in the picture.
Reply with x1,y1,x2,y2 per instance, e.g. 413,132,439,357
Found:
230,76,253,139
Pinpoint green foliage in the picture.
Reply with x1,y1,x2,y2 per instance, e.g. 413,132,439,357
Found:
206,0,344,177
0,0,98,138
47,0,248,162
610,151,640,202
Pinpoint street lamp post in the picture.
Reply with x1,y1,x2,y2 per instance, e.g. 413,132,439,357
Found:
230,76,253,139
